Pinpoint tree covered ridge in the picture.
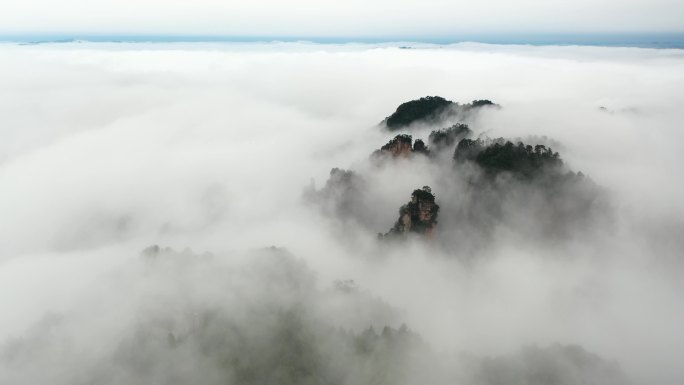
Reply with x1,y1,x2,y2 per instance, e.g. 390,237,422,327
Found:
309,128,602,243
429,123,473,149
372,123,474,160
455,138,565,179
306,96,608,245
382,96,453,129
381,96,498,130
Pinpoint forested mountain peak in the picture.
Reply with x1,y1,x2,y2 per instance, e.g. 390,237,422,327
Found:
381,97,498,130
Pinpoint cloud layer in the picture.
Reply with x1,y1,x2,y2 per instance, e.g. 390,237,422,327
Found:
1,42,684,384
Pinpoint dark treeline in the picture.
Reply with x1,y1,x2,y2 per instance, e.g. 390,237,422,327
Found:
455,138,564,179
309,97,608,246
381,96,498,130
429,123,473,150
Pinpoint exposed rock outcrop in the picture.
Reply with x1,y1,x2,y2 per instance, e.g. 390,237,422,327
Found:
383,186,439,239
377,134,413,157
372,134,430,159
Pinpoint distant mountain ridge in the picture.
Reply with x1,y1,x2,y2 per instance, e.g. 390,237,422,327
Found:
3,34,684,48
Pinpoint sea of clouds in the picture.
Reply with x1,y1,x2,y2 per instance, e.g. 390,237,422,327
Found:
0,42,683,384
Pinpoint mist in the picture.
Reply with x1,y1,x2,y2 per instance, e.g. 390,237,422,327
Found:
1,42,683,385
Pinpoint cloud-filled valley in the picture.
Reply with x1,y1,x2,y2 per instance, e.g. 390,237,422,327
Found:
1,42,683,385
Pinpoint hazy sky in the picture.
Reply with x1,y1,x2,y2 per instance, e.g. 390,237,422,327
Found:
1,0,684,36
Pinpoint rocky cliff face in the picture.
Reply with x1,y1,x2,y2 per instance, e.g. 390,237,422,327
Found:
372,135,430,159
372,124,474,161
375,134,414,158
383,187,439,239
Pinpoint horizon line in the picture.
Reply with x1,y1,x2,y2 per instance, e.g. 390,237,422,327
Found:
2,32,684,49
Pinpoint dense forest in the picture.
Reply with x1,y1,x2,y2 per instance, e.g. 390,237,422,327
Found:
310,96,607,245
429,123,473,150
455,139,564,178
381,96,498,130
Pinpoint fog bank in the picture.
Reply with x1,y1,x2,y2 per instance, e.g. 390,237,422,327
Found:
1,42,683,384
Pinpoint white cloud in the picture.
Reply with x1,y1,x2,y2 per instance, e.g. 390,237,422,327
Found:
0,42,683,384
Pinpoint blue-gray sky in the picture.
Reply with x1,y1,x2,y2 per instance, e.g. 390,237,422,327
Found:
1,0,683,36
